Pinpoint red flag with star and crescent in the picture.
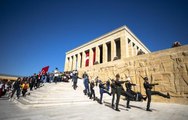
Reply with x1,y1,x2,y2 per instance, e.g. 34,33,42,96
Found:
39,66,49,76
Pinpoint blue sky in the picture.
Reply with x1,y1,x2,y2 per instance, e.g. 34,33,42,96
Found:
0,0,188,76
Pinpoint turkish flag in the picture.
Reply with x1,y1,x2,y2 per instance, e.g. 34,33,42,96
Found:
85,51,89,67
40,66,49,75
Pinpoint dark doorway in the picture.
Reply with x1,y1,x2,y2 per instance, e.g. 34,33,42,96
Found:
71,56,73,70
92,48,96,65
115,38,121,59
106,42,111,62
99,45,103,63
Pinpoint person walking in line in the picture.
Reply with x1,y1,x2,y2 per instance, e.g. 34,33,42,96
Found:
125,77,136,108
89,80,96,101
111,79,116,108
83,75,90,96
0,80,3,98
143,77,170,112
72,72,78,90
114,74,126,111
125,77,146,109
82,72,89,95
21,81,29,97
10,78,21,99
29,77,33,91
99,80,111,104
95,76,99,86
106,80,110,91
54,68,59,84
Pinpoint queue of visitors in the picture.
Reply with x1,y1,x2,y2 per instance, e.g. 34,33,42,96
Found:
0,68,75,100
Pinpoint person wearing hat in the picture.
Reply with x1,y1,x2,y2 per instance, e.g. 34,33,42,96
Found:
113,74,126,111
110,79,116,108
125,77,137,108
125,77,146,109
99,80,111,104
143,77,170,111
83,75,90,96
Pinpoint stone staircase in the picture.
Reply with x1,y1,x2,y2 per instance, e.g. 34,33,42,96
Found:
14,79,111,108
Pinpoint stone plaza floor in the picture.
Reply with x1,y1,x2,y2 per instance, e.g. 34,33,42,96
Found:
0,80,188,120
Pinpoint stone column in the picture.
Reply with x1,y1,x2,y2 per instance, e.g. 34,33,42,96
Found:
70,56,73,71
75,54,78,70
103,43,107,63
135,46,138,55
128,40,132,57
111,40,116,61
134,45,137,56
132,42,136,56
72,55,76,70
82,51,86,68
77,53,81,69
89,49,93,66
67,57,70,71
95,46,100,64
80,53,83,68
64,56,68,71
126,38,129,57
120,36,126,59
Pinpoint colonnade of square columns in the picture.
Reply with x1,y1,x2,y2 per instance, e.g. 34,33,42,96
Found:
65,37,144,71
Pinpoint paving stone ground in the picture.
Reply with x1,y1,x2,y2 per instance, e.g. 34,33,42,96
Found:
0,79,188,120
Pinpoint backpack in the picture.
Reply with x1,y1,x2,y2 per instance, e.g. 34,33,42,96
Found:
23,84,28,89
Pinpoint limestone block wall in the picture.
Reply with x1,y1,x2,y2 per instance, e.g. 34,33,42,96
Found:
78,45,188,104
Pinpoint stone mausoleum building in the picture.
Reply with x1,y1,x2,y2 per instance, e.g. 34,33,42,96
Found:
64,25,188,105
64,26,150,71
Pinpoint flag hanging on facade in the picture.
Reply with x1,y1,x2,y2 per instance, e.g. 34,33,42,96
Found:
39,66,49,76
85,51,89,67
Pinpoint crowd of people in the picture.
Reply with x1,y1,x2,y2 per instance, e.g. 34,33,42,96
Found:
1,68,171,112
0,77,30,100
0,68,74,100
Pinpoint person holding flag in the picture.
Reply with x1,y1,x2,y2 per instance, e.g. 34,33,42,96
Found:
39,66,49,76
38,66,49,87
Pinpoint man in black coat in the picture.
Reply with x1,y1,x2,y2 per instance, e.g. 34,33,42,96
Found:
125,77,136,108
143,77,170,111
99,80,111,104
125,77,146,108
114,74,126,111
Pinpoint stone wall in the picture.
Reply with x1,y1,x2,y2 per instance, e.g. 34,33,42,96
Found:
78,45,188,104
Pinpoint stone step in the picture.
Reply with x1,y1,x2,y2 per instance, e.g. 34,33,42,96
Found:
18,97,92,104
21,92,89,101
13,80,91,106
14,79,112,107
15,99,94,108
